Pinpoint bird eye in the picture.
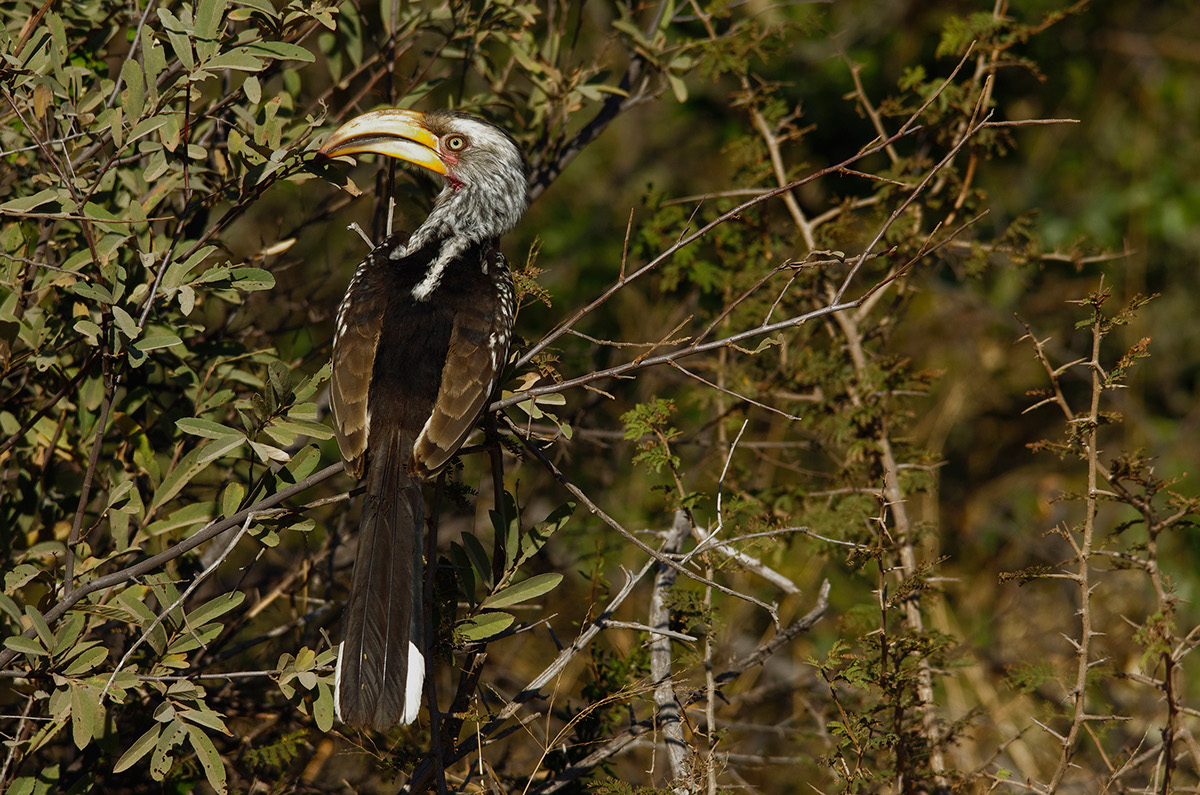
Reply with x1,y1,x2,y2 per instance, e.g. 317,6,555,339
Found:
445,134,468,152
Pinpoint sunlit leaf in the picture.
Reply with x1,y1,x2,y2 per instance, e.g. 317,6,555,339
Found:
458,612,514,642
483,573,563,609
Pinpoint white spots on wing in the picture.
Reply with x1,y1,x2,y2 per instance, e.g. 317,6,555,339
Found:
335,261,370,344
488,332,502,369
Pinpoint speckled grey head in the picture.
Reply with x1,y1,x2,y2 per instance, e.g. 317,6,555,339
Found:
320,107,529,245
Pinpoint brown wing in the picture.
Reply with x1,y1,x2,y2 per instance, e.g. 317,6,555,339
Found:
330,256,385,479
410,249,515,477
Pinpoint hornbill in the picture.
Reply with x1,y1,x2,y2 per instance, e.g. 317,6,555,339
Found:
319,109,527,730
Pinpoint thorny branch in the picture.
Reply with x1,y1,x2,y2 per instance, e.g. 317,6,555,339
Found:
1011,277,1200,792
650,510,693,783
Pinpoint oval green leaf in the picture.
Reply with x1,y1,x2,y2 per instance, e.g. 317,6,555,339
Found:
483,573,564,609
458,612,514,642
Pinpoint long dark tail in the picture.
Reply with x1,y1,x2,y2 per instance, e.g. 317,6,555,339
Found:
335,429,426,730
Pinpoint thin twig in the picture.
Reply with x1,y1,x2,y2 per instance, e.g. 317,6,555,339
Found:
514,125,921,373
505,416,784,624
101,511,257,699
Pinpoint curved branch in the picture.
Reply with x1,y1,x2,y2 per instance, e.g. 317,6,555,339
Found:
0,462,345,669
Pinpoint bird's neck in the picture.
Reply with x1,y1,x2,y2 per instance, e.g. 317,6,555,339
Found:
407,185,502,251
395,183,515,301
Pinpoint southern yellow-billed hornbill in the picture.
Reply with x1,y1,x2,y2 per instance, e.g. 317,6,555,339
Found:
319,109,527,730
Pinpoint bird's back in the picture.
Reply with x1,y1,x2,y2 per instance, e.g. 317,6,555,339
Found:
331,233,514,480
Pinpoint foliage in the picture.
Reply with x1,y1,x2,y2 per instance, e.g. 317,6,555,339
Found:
3,0,1199,792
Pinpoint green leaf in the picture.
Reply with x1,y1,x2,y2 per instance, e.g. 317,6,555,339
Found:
120,59,145,119
517,502,574,567
516,398,543,419
107,107,126,151
293,364,330,402
0,593,23,623
162,245,217,291
187,591,245,627
157,9,196,71
243,75,261,103
63,644,108,676
70,683,101,750
150,439,239,512
152,720,186,780
70,280,113,304
134,332,183,353
114,724,162,773
24,605,53,648
127,115,171,145
177,284,196,314
51,612,85,656
666,71,688,103
116,587,158,624
450,542,476,606
74,318,102,343
4,563,39,591
119,589,168,653
180,704,231,734
186,724,228,794
204,48,265,73
4,634,47,657
483,573,564,609
197,434,246,464
197,389,236,415
269,417,334,443
111,305,140,340
751,334,783,354
458,611,514,642
293,646,316,670
177,417,244,440
194,0,227,41
245,40,315,62
146,501,217,537
107,479,135,509
166,621,222,654
0,188,64,214
461,532,493,590
284,445,320,481
221,481,245,516
8,768,60,795
313,680,335,731
229,267,275,291
248,440,289,463
140,29,167,92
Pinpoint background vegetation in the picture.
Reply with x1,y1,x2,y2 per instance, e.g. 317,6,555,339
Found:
2,0,1198,792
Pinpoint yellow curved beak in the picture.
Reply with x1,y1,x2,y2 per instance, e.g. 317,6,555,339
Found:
318,109,447,176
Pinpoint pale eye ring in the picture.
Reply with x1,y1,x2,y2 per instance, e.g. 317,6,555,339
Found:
445,134,468,152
